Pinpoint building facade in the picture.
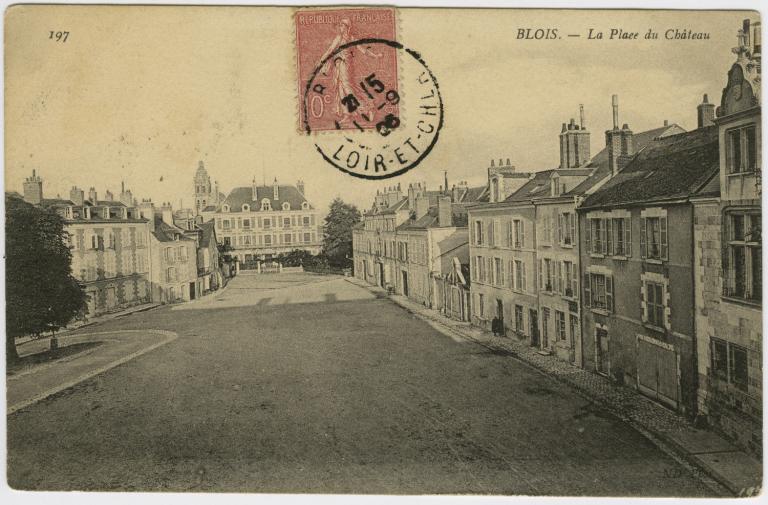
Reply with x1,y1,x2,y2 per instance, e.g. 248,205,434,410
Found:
693,18,762,455
21,173,153,318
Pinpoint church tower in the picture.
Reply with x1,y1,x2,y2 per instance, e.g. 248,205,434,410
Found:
194,161,213,214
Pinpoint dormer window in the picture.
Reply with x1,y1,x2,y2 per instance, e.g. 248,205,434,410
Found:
282,202,290,211
222,204,230,213
261,198,271,211
301,202,309,210
242,204,250,212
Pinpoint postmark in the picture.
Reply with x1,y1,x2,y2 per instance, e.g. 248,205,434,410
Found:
302,38,443,180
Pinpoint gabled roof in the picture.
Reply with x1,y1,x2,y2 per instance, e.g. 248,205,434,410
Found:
152,216,196,242
503,170,556,203
458,185,487,204
581,126,719,209
197,220,217,248
397,207,439,230
219,185,310,212
379,197,409,215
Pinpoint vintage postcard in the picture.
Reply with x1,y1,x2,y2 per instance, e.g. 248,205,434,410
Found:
3,3,764,499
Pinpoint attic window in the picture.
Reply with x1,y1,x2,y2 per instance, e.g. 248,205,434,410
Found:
302,202,309,210
222,204,230,212
242,204,250,212
282,202,290,211
261,198,271,211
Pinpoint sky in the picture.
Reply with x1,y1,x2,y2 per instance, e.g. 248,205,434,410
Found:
4,6,754,214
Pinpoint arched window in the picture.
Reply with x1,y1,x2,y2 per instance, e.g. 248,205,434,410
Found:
282,202,290,211
222,204,230,213
261,199,271,211
301,202,309,210
242,204,250,212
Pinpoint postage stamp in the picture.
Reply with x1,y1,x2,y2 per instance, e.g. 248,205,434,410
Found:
295,7,398,132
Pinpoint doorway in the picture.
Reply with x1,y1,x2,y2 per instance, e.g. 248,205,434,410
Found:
378,263,385,287
402,271,409,296
596,328,610,376
529,309,539,347
189,282,196,300
496,299,505,336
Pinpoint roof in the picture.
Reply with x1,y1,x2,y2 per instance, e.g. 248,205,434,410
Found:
85,199,126,207
197,220,217,248
397,207,439,230
581,126,719,209
504,170,556,203
220,185,310,212
152,215,196,242
379,197,409,215
458,185,487,204
41,198,75,208
566,124,686,196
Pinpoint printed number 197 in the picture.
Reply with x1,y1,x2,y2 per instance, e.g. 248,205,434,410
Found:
49,31,69,42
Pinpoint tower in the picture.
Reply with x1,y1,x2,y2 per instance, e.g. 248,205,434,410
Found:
194,161,213,214
23,169,43,205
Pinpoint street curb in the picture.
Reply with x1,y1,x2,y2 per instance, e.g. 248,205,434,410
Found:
7,329,178,415
344,277,736,497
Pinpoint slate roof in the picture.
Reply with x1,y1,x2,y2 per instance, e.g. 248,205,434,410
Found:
566,123,686,196
41,198,75,208
503,170,556,203
220,185,310,212
378,197,409,215
152,215,195,242
397,207,439,230
580,126,719,209
197,220,217,248
85,199,126,207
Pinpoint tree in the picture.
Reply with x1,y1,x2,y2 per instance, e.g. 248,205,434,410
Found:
322,198,361,268
6,195,87,361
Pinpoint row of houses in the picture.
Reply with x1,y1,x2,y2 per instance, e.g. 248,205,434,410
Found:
353,18,762,456
13,174,226,319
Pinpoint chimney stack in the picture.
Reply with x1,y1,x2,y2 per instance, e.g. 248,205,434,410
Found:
438,196,452,227
70,186,84,206
560,106,591,168
137,200,156,232
605,95,629,176
273,178,279,200
88,187,98,204
161,202,174,226
414,195,430,220
105,190,114,202
697,94,716,128
612,94,619,129
22,169,43,205
297,179,305,196
579,104,585,128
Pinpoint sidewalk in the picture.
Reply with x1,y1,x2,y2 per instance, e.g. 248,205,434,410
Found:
346,277,762,497
8,329,178,415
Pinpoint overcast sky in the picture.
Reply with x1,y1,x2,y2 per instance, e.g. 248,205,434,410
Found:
5,6,751,213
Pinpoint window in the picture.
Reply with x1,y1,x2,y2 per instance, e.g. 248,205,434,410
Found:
261,199,271,211
569,315,579,342
223,236,231,247
640,216,668,260
726,125,758,174
283,217,291,228
541,259,553,292
542,308,550,342
563,261,576,297
541,215,552,245
263,217,271,229
514,260,525,291
302,202,309,210
303,216,310,226
589,218,605,254
164,247,174,262
473,220,484,245
584,273,613,311
513,220,524,248
243,219,251,229
282,202,290,211
166,267,176,282
243,235,252,246
283,233,291,244
474,256,485,283
222,219,231,230
264,235,272,246
178,246,188,261
222,205,230,212
645,281,665,328
711,338,749,391
612,217,631,256
515,305,524,333
242,204,250,212
475,293,485,317
494,257,504,286
135,229,146,247
555,311,566,341
559,213,575,246
724,210,761,302
303,233,311,243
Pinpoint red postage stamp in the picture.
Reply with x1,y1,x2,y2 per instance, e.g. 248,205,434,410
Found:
295,7,398,132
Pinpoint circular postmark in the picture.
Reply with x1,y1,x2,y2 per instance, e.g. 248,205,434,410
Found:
303,38,443,180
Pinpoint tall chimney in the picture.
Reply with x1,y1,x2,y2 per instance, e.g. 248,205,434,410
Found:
579,104,585,128
612,94,619,129
161,202,174,226
297,179,305,196
22,169,43,205
438,196,452,227
606,95,623,176
88,187,98,204
560,106,591,168
697,94,715,128
414,195,429,220
137,200,156,232
443,171,448,195
273,178,279,200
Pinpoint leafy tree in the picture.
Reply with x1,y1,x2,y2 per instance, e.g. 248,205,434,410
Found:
322,198,361,268
6,195,87,361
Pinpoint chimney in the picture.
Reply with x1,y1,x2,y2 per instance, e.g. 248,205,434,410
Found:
273,178,279,200
605,95,623,176
105,190,114,202
407,183,416,211
414,195,429,220
452,184,461,203
22,169,43,205
697,94,715,128
70,186,84,206
161,202,174,226
579,104,585,128
560,106,591,168
88,187,98,204
252,177,258,201
438,196,452,227
137,200,156,232
297,179,305,196
443,171,448,195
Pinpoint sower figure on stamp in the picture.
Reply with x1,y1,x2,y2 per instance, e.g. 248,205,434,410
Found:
317,18,383,123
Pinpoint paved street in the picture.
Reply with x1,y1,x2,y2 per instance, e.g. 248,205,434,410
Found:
7,273,714,495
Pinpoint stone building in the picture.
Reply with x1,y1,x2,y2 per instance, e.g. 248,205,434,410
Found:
21,172,153,317
693,18,762,455
198,167,322,264
579,118,720,418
